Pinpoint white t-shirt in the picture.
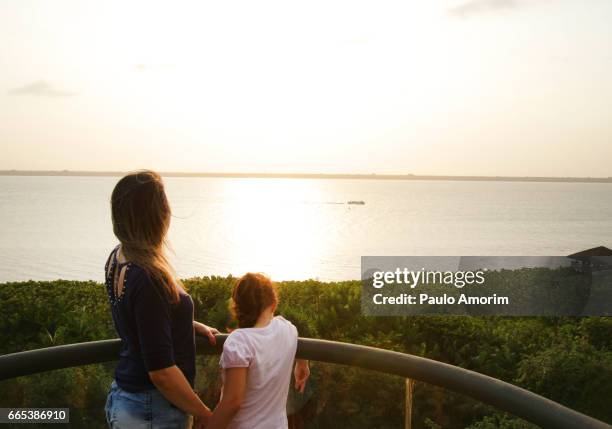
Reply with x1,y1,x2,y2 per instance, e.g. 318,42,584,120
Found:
220,316,298,429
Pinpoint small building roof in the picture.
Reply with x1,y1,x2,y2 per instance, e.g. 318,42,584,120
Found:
567,246,612,260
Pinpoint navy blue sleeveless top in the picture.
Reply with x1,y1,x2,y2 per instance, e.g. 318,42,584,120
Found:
104,246,196,392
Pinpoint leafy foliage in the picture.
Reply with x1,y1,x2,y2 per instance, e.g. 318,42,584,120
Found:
1,278,610,428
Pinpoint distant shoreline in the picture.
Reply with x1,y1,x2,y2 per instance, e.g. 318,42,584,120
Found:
1,170,611,183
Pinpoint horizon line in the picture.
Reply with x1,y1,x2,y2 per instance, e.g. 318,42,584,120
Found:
1,170,612,183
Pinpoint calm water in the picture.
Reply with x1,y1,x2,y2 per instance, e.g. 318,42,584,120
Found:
1,176,611,282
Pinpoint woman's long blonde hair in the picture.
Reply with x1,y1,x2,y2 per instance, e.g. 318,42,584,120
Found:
111,170,182,303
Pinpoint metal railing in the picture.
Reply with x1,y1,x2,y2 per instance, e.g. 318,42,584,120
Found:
0,336,609,429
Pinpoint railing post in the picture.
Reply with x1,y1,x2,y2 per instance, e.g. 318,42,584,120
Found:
405,378,414,429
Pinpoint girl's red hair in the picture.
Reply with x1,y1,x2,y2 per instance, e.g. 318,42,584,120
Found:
231,273,278,328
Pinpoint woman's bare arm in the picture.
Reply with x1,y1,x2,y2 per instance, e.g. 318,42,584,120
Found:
193,321,220,345
149,365,212,424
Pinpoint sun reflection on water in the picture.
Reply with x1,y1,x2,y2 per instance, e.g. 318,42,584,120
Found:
168,178,334,280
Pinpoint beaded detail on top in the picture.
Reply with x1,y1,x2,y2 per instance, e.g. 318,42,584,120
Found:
105,246,132,307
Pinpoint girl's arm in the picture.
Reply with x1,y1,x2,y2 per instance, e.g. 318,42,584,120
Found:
149,366,212,423
294,359,310,393
206,368,248,429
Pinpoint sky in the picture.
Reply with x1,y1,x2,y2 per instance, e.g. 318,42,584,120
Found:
1,0,611,177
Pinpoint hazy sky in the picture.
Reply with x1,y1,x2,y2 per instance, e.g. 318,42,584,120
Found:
1,0,611,176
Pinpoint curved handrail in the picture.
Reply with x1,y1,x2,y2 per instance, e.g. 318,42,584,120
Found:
0,336,609,429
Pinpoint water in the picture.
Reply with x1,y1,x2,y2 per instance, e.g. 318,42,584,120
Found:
1,176,611,282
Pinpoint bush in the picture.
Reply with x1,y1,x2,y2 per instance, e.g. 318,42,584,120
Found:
1,278,611,428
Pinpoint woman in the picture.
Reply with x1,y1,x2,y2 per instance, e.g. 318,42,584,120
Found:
104,170,217,429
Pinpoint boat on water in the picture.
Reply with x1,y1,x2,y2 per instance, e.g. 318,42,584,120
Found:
347,200,365,205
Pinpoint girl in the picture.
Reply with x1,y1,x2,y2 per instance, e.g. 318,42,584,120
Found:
205,273,310,429
104,170,218,428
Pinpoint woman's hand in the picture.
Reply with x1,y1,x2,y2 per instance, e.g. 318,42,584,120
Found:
193,321,220,345
294,359,310,393
148,365,212,422
193,413,210,429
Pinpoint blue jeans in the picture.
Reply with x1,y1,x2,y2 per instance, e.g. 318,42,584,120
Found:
105,381,189,429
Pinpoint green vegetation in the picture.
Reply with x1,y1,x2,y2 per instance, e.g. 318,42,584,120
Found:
1,278,611,428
